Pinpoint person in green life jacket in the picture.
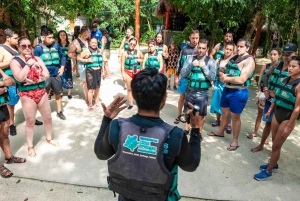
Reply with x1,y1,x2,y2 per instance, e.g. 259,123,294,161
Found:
209,31,237,60
0,68,26,178
100,29,112,79
10,37,59,158
155,32,169,73
251,44,298,153
58,30,73,99
94,69,202,201
120,37,144,110
78,37,104,110
181,39,216,133
249,48,281,151
208,38,255,151
118,26,140,63
34,26,67,120
142,39,163,73
254,56,300,181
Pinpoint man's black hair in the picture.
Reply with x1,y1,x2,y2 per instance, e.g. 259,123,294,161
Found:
225,30,234,37
4,28,16,38
131,69,167,111
41,26,53,36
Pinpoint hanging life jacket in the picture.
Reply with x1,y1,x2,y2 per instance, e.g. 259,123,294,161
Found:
259,63,271,91
214,42,224,60
0,74,10,104
274,77,300,111
225,55,254,87
85,47,103,68
38,43,60,66
267,61,285,90
186,56,211,89
12,57,46,92
125,50,141,70
107,117,180,201
0,44,19,76
145,52,160,70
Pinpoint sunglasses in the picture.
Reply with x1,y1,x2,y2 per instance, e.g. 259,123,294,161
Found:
129,43,136,46
20,44,32,49
282,52,292,57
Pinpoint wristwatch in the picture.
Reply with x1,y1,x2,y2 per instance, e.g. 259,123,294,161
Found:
3,87,8,93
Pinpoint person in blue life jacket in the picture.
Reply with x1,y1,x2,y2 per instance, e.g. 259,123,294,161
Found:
90,23,102,45
174,30,199,133
77,37,104,110
34,26,67,120
181,39,216,133
210,42,235,134
254,56,300,181
209,31,237,60
94,69,202,201
118,26,140,63
68,26,90,104
142,39,163,72
208,38,255,151
0,68,26,178
251,43,298,152
155,32,169,73
249,48,281,151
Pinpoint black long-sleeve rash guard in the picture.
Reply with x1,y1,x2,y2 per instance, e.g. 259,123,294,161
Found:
94,114,202,172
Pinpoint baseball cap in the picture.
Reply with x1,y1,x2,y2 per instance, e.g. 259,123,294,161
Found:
282,43,298,53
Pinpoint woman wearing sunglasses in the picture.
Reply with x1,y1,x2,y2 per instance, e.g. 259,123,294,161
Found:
142,39,163,73
118,26,140,63
120,38,143,110
10,37,59,157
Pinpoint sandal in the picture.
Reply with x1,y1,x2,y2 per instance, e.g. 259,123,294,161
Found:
211,120,220,127
174,117,180,124
88,105,94,111
167,85,171,90
226,124,232,134
27,147,36,157
0,164,13,178
227,144,240,151
46,139,60,147
5,155,26,164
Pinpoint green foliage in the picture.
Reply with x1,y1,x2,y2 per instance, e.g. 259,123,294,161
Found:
140,30,156,43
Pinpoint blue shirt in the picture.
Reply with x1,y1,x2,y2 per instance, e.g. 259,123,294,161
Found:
90,29,102,41
34,43,66,77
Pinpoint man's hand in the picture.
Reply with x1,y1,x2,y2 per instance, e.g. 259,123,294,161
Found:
101,96,127,119
192,60,199,67
264,90,270,99
185,102,200,128
58,67,64,76
220,74,229,82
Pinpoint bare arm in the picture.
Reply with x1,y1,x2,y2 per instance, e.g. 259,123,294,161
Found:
9,59,30,82
136,51,144,63
286,85,300,128
100,37,105,54
257,65,266,91
67,40,78,59
118,38,126,56
223,57,255,84
142,53,148,70
158,54,163,72
209,44,219,58
0,69,15,88
163,45,169,59
0,51,11,69
120,52,127,74
263,61,280,87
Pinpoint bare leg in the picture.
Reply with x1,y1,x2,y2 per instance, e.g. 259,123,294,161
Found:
199,116,205,133
251,122,272,152
82,81,88,102
167,74,171,86
216,112,221,121
94,88,100,105
55,94,62,112
68,89,71,96
249,106,263,138
88,89,94,107
266,119,296,173
124,74,133,105
228,112,241,148
0,120,12,158
177,94,185,117
208,107,230,136
104,61,110,78
6,105,15,126
37,94,53,140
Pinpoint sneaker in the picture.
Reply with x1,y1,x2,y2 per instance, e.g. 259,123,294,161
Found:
226,124,232,134
211,120,220,127
57,111,66,120
254,169,272,181
35,119,43,126
127,105,133,110
68,95,72,99
9,125,17,136
260,163,279,173
173,86,177,90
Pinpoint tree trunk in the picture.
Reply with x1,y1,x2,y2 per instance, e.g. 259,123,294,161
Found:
294,7,300,49
251,15,263,58
146,17,152,32
244,8,263,40
135,0,140,43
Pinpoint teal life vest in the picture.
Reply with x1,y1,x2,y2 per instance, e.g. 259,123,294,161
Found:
61,45,71,61
214,42,224,60
179,46,198,73
99,36,111,50
85,48,103,68
268,61,285,90
145,52,160,70
187,56,211,89
124,37,130,50
157,44,165,59
225,55,254,87
260,63,271,90
38,43,60,66
13,57,46,92
124,50,141,70
0,44,19,76
0,75,10,104
108,117,180,201
274,77,300,111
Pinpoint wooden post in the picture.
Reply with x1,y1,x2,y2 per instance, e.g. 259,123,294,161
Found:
252,15,263,58
135,0,140,43
164,7,170,45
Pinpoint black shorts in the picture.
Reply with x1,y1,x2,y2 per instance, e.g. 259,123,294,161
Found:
45,75,63,95
184,90,208,116
86,68,101,90
0,105,9,123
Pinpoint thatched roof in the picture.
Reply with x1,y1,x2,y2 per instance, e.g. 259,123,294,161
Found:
155,0,178,17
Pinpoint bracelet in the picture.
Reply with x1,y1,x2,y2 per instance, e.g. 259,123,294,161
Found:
263,87,268,92
267,108,273,113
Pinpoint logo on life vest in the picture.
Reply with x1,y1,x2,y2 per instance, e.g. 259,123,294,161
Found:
280,91,290,99
123,135,159,155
